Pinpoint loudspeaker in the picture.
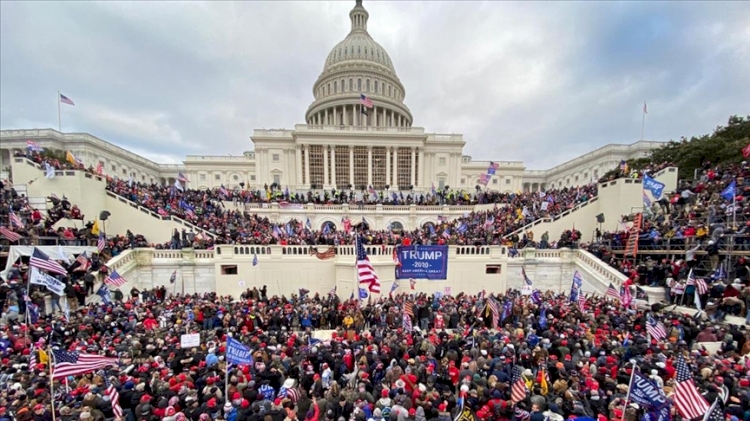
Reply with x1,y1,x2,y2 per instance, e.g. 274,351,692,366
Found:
99,210,111,221
596,213,605,223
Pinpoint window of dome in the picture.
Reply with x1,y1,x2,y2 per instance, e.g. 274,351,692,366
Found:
364,47,367,55
374,80,378,93
341,79,345,92
349,79,353,91
327,83,331,95
388,85,391,96
334,81,337,93
358,79,361,91
358,46,361,54
366,79,370,92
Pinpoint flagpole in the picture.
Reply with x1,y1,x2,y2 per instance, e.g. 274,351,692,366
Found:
57,91,61,132
621,360,637,421
641,101,646,140
49,346,57,421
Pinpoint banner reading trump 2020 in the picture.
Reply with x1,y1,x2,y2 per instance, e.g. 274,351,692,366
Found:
396,246,448,280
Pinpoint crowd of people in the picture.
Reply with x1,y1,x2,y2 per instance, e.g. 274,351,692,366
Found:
1,282,748,421
586,162,750,319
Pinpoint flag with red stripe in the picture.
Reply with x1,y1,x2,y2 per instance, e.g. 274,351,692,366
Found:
674,356,709,420
0,226,22,242
356,236,380,293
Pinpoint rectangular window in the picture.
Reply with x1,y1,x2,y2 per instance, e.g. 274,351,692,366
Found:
493,179,498,184
461,178,465,185
200,174,206,181
485,265,502,274
353,146,368,188
272,154,280,162
111,165,116,171
308,145,324,187
506,178,511,184
438,178,445,189
221,265,238,275
250,175,256,181
273,174,281,185
439,157,446,166
335,146,350,188
215,174,221,180
122,169,127,175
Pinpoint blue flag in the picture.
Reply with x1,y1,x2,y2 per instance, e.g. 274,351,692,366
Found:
253,254,258,266
721,181,736,201
643,175,665,199
96,284,112,304
359,287,369,299
226,337,254,366
570,271,583,302
628,371,671,421
539,306,547,328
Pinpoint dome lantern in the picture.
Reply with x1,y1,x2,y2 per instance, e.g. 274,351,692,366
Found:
350,0,369,33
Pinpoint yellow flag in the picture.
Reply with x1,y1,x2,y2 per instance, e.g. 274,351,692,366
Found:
38,349,49,365
92,220,100,236
66,151,77,165
539,369,549,395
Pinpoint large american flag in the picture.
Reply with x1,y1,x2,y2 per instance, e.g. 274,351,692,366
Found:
511,366,527,402
177,172,189,183
104,270,127,288
606,283,621,300
9,212,24,228
30,247,68,276
356,236,380,293
687,273,709,295
674,356,710,420
0,226,22,242
360,94,373,108
403,301,414,317
487,298,499,327
402,313,412,332
578,293,586,312
59,93,75,106
27,140,44,152
646,314,667,341
99,370,123,419
73,252,90,273
51,349,118,379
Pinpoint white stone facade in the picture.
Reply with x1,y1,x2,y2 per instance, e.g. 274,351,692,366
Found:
0,1,664,194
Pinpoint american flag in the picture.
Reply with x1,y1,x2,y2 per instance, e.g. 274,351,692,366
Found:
356,236,380,293
59,93,75,106
0,226,22,242
72,252,90,272
30,247,68,276
621,285,633,308
402,313,412,332
578,293,586,312
9,212,24,228
487,298,499,327
606,283,621,300
704,399,725,421
687,272,709,295
674,356,710,420
403,301,414,317
104,270,127,288
51,349,118,379
97,233,106,252
26,140,43,152
96,161,104,175
646,314,667,341
178,172,189,183
29,345,38,368
511,366,527,402
360,94,373,108
100,371,123,419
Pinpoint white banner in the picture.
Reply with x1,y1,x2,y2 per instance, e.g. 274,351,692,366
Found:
29,267,66,296
180,333,200,348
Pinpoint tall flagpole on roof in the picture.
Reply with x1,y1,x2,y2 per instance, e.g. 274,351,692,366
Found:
57,91,62,132
641,101,647,140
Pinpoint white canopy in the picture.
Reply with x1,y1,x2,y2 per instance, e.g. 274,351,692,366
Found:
1,245,98,281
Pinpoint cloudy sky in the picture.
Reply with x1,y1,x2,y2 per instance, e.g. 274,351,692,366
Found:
1,1,748,169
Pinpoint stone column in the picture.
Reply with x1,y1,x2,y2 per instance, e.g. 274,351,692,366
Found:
295,145,302,186
304,145,310,187
418,147,425,188
367,146,373,187
331,146,337,188
343,106,348,126
385,147,391,187
392,147,399,189
349,146,354,187
324,109,328,125
323,145,329,188
410,147,416,187
382,107,386,127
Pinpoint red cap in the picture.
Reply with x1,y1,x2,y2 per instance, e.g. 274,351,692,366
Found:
233,392,241,400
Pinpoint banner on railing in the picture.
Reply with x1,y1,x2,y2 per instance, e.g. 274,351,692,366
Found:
395,246,448,280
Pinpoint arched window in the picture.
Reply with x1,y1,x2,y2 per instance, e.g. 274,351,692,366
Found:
389,221,404,231
358,79,362,91
388,85,391,97
358,46,361,54
374,80,378,93
366,79,370,92
341,79,345,92
334,81,337,93
321,221,337,232
349,79,353,91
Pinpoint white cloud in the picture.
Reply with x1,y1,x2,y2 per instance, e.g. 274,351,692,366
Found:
1,0,748,171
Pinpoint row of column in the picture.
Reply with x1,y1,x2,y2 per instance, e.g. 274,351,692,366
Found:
296,145,420,188
306,104,410,128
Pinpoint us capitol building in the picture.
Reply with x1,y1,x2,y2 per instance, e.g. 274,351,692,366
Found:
0,0,663,194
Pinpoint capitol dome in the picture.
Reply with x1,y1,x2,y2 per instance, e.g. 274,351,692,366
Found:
305,0,413,128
